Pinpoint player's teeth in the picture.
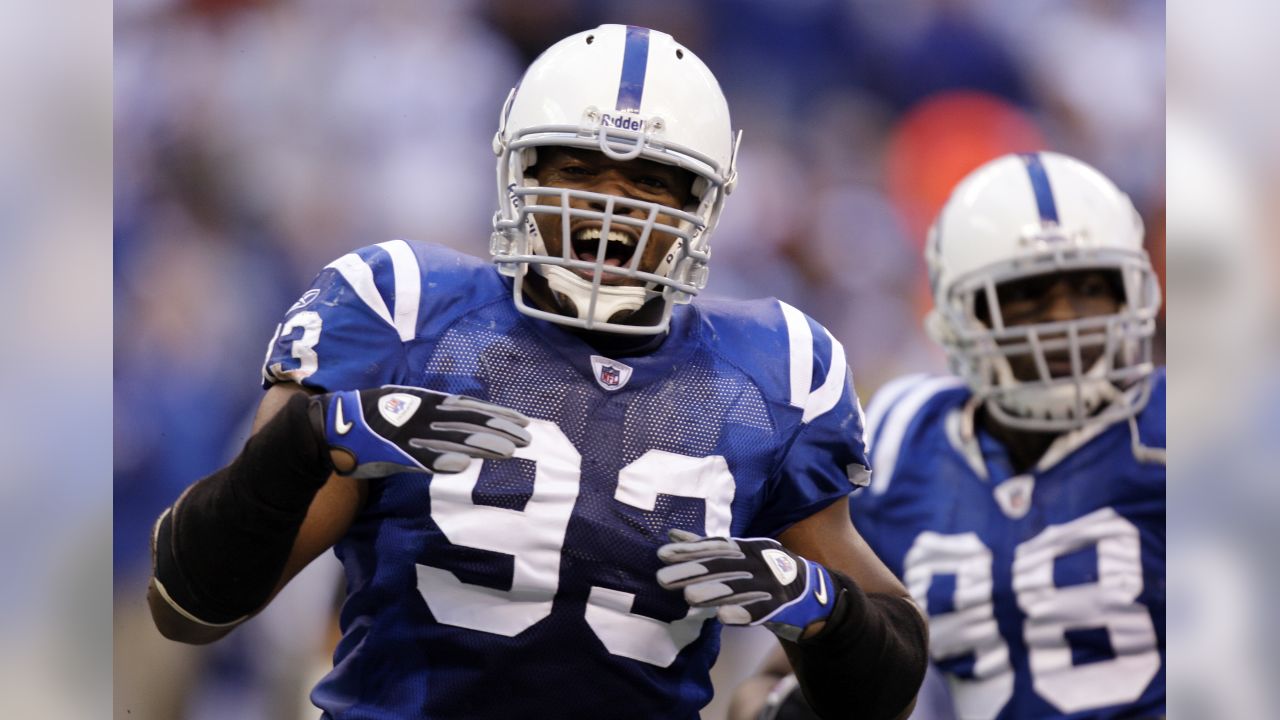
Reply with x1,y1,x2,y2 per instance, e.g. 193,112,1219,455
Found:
573,228,635,247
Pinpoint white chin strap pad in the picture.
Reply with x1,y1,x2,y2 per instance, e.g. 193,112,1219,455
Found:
541,265,647,322
991,356,1120,423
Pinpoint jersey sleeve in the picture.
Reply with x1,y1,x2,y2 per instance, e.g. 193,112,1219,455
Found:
746,306,871,538
260,241,422,392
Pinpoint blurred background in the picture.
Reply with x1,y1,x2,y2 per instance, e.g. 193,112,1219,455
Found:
106,1,1175,718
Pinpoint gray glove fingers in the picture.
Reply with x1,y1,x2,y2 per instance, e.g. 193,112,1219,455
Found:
685,584,772,608
657,539,742,564
440,395,531,425
657,563,753,589
485,417,532,446
429,420,530,447
717,606,754,625
430,452,473,474
684,581,734,606
667,528,702,543
461,432,519,457
408,437,512,461
656,562,705,586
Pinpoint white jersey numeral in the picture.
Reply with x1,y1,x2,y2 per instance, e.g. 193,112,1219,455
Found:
903,509,1159,719
264,311,322,382
417,419,580,636
586,450,735,666
904,532,1013,720
416,422,736,668
1014,507,1161,712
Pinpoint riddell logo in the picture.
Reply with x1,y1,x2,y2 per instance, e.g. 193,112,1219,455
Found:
600,113,645,132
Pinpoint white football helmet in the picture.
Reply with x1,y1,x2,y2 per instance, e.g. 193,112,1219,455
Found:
925,152,1162,432
490,24,740,335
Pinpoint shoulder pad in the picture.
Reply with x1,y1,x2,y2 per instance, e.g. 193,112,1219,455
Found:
865,374,968,496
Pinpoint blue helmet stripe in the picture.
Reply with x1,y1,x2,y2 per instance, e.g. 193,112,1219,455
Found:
1019,152,1060,224
615,26,650,113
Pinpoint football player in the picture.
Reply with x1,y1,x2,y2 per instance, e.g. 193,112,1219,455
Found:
147,25,926,719
734,152,1165,720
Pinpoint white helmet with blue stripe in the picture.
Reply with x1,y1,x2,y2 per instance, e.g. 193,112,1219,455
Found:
924,151,1162,432
491,24,740,335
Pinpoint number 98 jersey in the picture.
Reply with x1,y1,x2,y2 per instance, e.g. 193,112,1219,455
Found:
851,373,1166,719
261,240,870,720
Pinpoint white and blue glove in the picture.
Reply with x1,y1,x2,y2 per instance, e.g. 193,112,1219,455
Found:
313,386,531,478
656,530,837,642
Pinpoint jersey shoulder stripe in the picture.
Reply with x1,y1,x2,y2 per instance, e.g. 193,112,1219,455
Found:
324,239,422,342
777,300,848,424
867,375,967,496
322,240,508,343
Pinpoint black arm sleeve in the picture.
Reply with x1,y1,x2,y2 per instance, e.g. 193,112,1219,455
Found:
151,392,333,625
781,570,929,720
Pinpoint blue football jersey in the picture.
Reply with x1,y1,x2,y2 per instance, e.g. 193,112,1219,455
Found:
261,240,870,720
850,372,1165,720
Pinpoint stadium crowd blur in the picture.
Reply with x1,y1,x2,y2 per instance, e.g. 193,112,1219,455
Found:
113,0,1167,717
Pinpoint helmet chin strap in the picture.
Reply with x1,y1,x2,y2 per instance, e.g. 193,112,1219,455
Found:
989,354,1120,426
540,264,648,322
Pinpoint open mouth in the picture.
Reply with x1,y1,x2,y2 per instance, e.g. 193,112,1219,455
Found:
1042,347,1105,378
571,226,639,269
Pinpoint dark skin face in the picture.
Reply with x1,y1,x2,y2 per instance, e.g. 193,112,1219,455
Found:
529,147,696,290
975,269,1124,471
978,269,1123,381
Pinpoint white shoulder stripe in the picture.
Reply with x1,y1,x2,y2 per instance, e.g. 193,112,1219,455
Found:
802,330,847,424
779,301,813,409
865,373,930,447
869,376,966,496
325,252,395,329
377,239,421,342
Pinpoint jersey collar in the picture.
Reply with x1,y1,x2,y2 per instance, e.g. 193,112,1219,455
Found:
946,383,1146,480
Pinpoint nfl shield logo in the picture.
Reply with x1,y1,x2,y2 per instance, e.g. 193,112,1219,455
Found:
589,355,634,391
600,365,621,387
994,474,1035,519
377,392,422,427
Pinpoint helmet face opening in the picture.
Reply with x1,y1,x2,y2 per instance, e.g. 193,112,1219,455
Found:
494,176,711,334
940,250,1161,431
926,152,1163,432
490,25,738,335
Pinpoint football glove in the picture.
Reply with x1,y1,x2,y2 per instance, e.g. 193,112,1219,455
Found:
312,385,532,478
656,529,837,642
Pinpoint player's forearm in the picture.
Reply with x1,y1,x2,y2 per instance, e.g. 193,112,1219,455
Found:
149,392,333,640
783,571,928,720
